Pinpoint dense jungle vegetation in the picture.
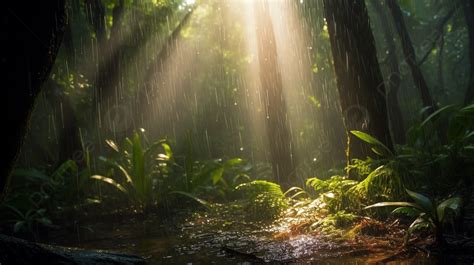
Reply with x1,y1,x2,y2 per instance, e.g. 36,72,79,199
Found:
2,0,474,263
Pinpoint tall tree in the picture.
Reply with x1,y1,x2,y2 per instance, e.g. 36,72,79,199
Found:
255,0,296,186
464,0,474,104
45,0,83,165
386,0,437,113
323,0,394,165
83,0,129,139
3,1,67,199
371,0,406,144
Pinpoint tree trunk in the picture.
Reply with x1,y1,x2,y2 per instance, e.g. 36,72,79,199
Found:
323,0,394,165
464,0,474,105
386,0,437,113
92,1,126,133
63,18,75,67
84,0,106,44
3,0,67,200
255,0,296,186
48,0,83,164
371,0,406,144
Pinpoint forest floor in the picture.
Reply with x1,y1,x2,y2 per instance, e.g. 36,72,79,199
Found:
41,202,474,264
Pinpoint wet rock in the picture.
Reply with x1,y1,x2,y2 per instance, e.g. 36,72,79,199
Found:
0,234,145,265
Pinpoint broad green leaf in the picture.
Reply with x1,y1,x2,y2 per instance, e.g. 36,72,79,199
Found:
5,205,25,218
14,221,25,233
306,177,323,188
99,156,133,184
132,132,145,196
460,103,474,114
350,130,393,156
91,175,128,193
52,160,78,181
235,180,284,198
161,143,173,159
371,147,385,156
364,201,421,210
224,158,243,167
290,190,309,199
283,186,305,197
437,196,461,223
117,165,133,184
105,139,119,152
171,191,211,209
211,167,225,185
144,139,167,157
420,104,455,128
350,130,383,146
406,189,433,213
392,206,422,218
191,164,221,190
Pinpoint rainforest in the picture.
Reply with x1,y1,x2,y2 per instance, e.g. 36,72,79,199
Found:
2,0,474,264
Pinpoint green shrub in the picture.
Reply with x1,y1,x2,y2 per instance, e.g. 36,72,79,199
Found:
235,180,288,220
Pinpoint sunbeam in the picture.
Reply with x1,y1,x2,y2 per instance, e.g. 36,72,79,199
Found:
4,0,473,263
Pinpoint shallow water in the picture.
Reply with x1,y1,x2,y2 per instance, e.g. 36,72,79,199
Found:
45,210,473,264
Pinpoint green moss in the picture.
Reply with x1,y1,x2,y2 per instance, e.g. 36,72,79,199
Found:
310,211,358,237
235,180,288,221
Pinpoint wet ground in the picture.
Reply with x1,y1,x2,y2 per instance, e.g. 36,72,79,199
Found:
44,205,474,264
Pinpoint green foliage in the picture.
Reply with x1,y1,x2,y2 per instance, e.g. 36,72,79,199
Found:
170,191,212,209
0,160,90,236
305,176,357,213
2,206,54,236
92,130,249,210
404,104,474,193
91,130,171,209
346,105,474,215
350,130,393,157
236,180,284,198
235,180,288,220
311,211,358,236
365,189,462,244
348,165,406,210
345,158,375,180
11,160,89,207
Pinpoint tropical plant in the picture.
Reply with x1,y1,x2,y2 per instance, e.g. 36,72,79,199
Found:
91,130,173,209
311,211,358,236
91,129,249,210
347,164,406,212
1,205,54,238
174,157,246,196
365,189,462,246
11,160,88,207
350,130,394,158
305,175,357,213
235,180,288,220
406,104,474,191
